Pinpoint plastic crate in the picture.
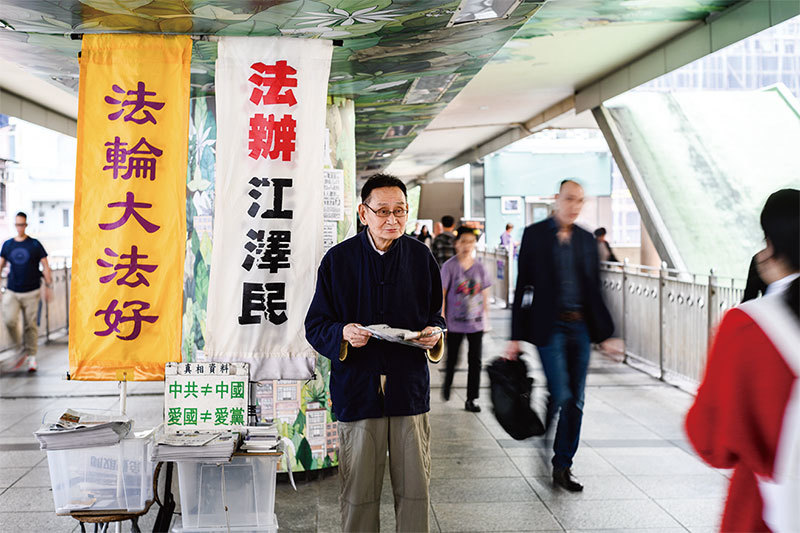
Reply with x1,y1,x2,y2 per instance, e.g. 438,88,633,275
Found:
177,454,278,531
46,436,155,514
172,514,278,533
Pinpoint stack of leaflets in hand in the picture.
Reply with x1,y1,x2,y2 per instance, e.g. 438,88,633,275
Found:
152,427,242,463
34,409,132,450
241,425,279,452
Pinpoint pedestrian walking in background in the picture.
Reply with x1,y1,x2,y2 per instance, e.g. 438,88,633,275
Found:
431,215,456,267
686,188,799,533
593,227,618,263
0,212,52,373
441,226,491,412
506,179,618,492
500,223,514,250
417,224,432,248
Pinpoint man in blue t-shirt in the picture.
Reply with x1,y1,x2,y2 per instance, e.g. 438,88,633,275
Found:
0,212,52,373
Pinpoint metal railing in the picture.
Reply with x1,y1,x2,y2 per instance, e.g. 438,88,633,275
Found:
475,247,514,308
600,260,744,388
0,263,71,352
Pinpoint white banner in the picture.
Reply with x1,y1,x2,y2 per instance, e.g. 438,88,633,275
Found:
206,37,332,381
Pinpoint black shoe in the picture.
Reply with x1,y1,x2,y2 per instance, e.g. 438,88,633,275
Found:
441,387,450,402
464,400,481,413
552,467,583,492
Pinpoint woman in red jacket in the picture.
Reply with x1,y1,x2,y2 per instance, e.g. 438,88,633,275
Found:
686,188,799,532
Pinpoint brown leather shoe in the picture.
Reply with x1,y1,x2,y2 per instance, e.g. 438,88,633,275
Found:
553,467,583,492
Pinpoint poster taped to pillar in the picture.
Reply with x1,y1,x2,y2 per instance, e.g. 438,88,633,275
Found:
69,34,191,381
206,37,332,381
323,169,344,221
322,222,338,253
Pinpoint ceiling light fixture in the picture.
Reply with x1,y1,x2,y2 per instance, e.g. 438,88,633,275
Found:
372,149,396,159
448,0,522,26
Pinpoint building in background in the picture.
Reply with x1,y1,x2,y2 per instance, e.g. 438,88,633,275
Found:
274,380,303,424
642,18,800,99
305,402,328,460
325,420,338,462
255,381,275,422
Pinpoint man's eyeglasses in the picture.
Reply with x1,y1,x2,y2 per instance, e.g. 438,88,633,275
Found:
362,204,408,218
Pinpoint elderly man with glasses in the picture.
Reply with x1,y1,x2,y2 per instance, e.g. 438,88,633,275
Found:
305,173,445,532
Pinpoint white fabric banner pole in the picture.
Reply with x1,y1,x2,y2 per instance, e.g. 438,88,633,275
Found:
207,37,332,381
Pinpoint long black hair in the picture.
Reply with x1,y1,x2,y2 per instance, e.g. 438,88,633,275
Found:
760,188,799,270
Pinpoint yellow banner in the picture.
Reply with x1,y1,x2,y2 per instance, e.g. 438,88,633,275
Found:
69,34,191,380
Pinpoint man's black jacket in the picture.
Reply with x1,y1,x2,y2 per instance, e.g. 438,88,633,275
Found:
511,218,614,346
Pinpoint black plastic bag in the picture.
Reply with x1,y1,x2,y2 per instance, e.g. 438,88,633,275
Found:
487,356,545,440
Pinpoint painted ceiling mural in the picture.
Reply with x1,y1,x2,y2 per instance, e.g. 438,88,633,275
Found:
0,0,740,171
491,0,739,64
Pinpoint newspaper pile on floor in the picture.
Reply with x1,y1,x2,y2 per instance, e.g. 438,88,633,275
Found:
34,409,132,450
152,425,243,462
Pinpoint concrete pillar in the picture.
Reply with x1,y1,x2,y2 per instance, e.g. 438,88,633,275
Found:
325,97,356,241
640,221,661,267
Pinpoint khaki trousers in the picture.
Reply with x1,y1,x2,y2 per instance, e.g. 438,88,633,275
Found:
338,413,431,533
3,289,40,355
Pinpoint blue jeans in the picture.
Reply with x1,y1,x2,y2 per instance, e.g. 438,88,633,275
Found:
537,320,591,469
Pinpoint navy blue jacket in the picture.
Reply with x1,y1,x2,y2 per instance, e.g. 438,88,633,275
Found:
511,218,614,346
304,231,445,422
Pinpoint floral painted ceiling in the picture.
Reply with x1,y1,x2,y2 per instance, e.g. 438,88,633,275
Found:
0,0,740,172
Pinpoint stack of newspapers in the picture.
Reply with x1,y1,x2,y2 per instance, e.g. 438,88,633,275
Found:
34,409,132,450
152,427,242,462
240,425,279,452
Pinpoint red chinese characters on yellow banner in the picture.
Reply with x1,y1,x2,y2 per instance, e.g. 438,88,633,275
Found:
69,34,191,381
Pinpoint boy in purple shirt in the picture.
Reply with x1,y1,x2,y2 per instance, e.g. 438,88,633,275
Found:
441,226,492,412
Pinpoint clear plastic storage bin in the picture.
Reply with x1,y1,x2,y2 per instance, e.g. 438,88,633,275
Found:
46,436,155,514
176,454,279,532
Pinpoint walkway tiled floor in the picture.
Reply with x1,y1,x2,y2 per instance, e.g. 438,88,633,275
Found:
0,311,727,532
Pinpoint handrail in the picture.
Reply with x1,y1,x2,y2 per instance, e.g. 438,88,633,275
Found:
474,247,514,309
599,260,745,390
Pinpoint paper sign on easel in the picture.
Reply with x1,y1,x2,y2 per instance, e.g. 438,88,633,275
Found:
163,362,249,433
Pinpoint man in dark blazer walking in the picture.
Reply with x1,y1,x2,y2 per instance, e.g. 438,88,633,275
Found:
507,179,617,492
